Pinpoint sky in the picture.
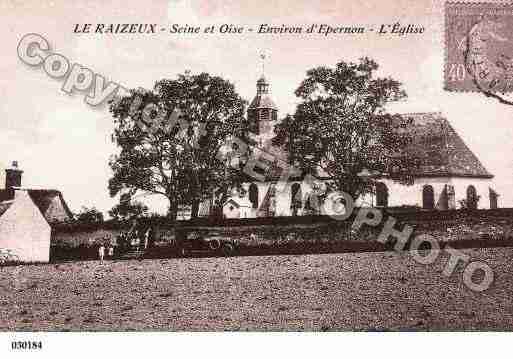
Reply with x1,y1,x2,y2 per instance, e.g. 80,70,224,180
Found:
0,0,512,214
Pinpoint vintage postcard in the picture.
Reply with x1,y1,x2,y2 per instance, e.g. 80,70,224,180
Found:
1,0,513,356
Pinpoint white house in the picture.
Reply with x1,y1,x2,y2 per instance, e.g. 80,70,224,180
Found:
198,74,498,219
0,162,73,223
0,161,73,263
0,190,51,263
223,197,254,219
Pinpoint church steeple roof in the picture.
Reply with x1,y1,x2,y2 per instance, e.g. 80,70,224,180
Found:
249,53,278,110
249,76,278,110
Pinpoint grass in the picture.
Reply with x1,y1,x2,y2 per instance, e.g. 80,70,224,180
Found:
1,247,513,331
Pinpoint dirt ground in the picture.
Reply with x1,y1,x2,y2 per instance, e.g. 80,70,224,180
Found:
1,247,512,331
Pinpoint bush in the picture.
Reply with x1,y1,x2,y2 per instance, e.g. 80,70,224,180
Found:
0,249,21,265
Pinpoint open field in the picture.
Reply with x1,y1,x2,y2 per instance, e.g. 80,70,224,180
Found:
1,247,513,331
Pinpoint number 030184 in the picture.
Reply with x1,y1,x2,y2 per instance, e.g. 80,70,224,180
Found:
11,341,42,350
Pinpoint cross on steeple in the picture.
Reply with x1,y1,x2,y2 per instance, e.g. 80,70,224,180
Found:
260,52,266,76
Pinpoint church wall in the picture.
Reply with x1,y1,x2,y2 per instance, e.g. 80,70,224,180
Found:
273,181,290,217
450,177,493,209
236,176,493,218
242,181,273,217
358,177,492,210
320,177,451,210
378,177,451,209
241,180,316,217
241,180,316,218
274,181,295,216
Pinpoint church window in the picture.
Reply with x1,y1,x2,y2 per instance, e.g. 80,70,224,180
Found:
466,185,478,209
375,182,389,207
249,183,259,209
290,183,302,216
489,188,498,209
422,185,434,209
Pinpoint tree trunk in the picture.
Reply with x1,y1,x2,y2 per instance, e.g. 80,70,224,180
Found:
167,201,178,221
166,201,183,248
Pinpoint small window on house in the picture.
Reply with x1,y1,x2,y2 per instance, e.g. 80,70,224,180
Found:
375,182,389,207
423,185,434,209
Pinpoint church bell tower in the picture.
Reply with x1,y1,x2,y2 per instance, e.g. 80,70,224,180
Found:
247,53,278,147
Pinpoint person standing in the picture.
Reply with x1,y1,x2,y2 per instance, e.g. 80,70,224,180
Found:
98,244,105,263
143,228,151,250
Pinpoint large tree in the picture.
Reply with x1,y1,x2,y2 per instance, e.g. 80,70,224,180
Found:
108,193,149,221
108,72,248,220
274,57,419,201
75,206,104,224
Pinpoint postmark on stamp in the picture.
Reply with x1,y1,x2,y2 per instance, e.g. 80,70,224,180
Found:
445,2,513,93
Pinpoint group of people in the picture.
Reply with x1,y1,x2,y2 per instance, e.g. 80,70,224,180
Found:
97,219,155,262
97,244,114,263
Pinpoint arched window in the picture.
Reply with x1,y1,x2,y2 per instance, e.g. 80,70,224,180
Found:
438,185,450,210
422,185,434,209
304,192,317,214
467,185,478,209
490,188,498,209
249,183,259,209
375,182,389,207
290,183,302,216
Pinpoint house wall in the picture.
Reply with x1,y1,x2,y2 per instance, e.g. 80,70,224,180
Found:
223,203,241,219
0,191,51,262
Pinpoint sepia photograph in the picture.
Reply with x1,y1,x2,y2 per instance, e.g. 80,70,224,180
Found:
1,0,513,356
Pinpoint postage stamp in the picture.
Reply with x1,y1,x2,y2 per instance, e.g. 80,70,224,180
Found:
445,2,513,92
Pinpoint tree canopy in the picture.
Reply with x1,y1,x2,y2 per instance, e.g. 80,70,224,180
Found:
108,72,248,219
273,57,419,201
75,206,104,224
108,193,149,221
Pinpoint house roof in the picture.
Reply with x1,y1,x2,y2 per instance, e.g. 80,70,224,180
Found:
224,197,253,208
0,200,13,217
0,189,73,222
401,112,493,178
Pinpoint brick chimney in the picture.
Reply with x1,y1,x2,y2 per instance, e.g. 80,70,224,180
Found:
5,161,23,189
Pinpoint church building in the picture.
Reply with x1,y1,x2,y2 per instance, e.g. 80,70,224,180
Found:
203,74,498,219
